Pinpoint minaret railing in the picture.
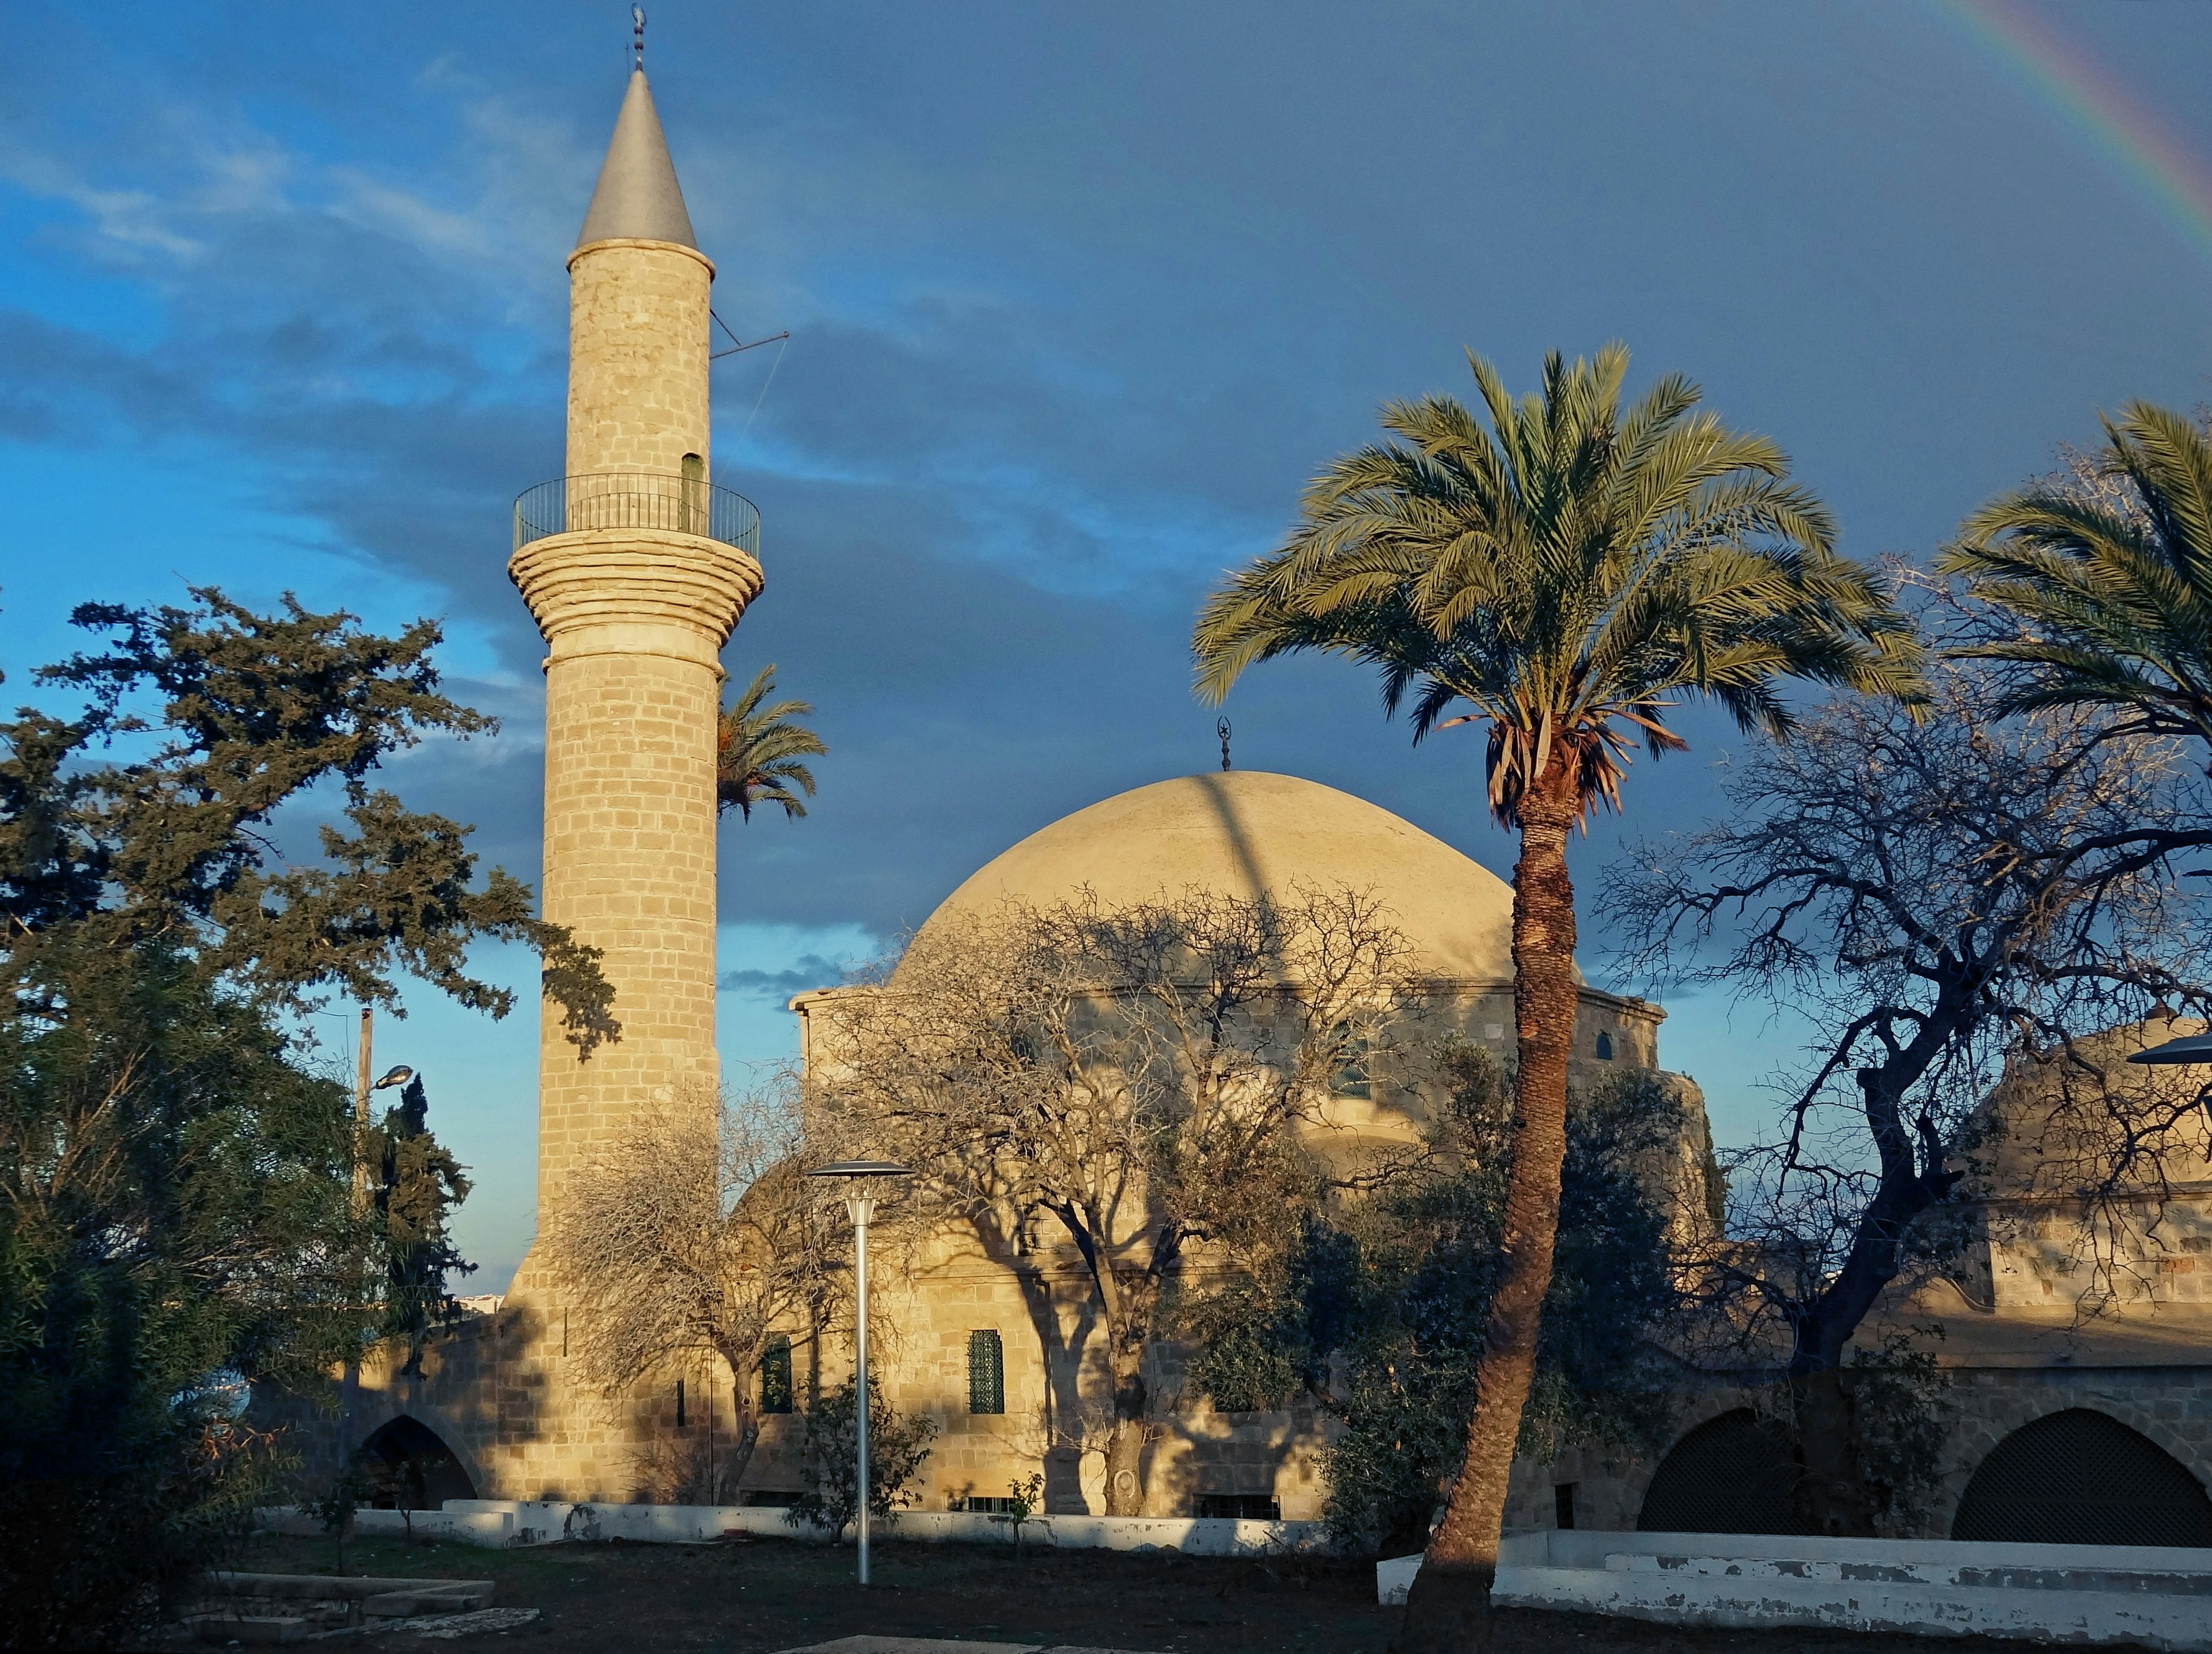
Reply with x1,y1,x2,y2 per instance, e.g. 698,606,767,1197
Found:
513,472,762,557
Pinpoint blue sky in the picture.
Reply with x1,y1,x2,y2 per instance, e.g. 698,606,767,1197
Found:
4,1,2209,1289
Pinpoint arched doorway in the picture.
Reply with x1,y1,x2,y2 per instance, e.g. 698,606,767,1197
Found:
360,1416,477,1511
1637,1409,1808,1535
1952,1409,2212,1547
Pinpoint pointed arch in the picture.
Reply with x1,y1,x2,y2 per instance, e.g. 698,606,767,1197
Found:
359,1414,479,1511
1636,1408,1808,1535
1952,1408,2212,1547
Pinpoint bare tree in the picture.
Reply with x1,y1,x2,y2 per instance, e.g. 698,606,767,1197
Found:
1607,662,2212,1532
812,884,1414,1515
544,1082,841,1498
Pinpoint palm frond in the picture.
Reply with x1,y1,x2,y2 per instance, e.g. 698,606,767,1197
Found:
716,664,828,822
1193,344,1925,827
1939,404,2212,742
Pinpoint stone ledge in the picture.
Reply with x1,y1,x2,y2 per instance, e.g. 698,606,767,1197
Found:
1382,1532,2212,1651
510,528,763,654
570,236,717,279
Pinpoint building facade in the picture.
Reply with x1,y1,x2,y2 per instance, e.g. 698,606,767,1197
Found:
273,59,2212,1551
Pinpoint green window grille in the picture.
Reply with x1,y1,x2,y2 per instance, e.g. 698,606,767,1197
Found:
1330,1029,1371,1099
1952,1408,2212,1546
760,1337,793,1414
968,1329,1005,1415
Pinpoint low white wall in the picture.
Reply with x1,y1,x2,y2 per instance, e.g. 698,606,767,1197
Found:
260,1501,1323,1557
1377,1531,2212,1652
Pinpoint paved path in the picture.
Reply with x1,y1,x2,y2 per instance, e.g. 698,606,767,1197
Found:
774,1638,1162,1654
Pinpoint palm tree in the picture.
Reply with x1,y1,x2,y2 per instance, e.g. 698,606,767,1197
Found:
1191,344,1922,1652
1938,401,2212,750
715,665,827,821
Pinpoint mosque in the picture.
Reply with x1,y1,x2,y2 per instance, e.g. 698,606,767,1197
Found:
277,51,2212,1551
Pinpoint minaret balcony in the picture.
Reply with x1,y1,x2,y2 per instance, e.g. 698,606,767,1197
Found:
513,472,760,557
509,472,764,659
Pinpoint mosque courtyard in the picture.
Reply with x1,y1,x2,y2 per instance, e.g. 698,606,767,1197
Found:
233,1532,2166,1654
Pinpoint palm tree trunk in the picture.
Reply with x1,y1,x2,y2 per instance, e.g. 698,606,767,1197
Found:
1396,772,1580,1654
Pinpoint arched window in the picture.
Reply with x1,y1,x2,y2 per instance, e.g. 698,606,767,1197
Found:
968,1329,1005,1415
1952,1409,2212,1546
1637,1409,1806,1535
1595,1031,1614,1061
680,452,706,534
1329,1026,1371,1099
760,1337,793,1414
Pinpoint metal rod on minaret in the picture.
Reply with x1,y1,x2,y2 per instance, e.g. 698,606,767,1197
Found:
632,5,646,70
1218,717,1233,772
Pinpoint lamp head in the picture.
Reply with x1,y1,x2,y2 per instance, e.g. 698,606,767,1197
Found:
2127,1034,2212,1066
373,1065,416,1090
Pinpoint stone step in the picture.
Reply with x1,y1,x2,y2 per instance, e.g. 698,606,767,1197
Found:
362,1585,497,1617
203,1571,493,1604
192,1614,308,1645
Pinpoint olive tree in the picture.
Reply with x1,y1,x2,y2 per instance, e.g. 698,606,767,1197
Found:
811,885,1414,1516
543,1083,845,1500
1608,662,2212,1532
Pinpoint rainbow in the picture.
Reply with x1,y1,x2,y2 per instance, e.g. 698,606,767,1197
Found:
1944,0,2212,265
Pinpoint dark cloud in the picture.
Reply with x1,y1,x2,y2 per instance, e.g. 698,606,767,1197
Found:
718,955,850,998
6,0,2212,1158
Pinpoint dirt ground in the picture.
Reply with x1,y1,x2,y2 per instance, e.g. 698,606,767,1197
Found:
219,1532,2157,1654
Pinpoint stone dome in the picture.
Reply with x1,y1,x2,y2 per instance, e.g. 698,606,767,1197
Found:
904,771,1515,982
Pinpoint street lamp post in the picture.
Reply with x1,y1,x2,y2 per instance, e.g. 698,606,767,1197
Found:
2127,1030,2212,1126
807,1159,912,1585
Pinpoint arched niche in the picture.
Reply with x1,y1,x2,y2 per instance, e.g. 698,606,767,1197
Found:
1637,1408,1808,1535
360,1414,478,1511
1951,1408,2212,1547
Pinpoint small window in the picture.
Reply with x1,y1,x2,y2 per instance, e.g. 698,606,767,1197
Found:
968,1329,1005,1415
953,1494,1023,1514
760,1337,793,1414
680,452,706,533
1554,1482,1577,1530
676,1377,687,1429
1595,1031,1614,1061
1196,1494,1281,1520
1330,1030,1372,1099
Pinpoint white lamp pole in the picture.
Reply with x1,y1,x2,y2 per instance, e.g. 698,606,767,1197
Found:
851,1192,875,1583
808,1160,912,1587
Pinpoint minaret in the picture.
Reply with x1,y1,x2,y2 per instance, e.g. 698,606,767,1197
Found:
506,53,759,1409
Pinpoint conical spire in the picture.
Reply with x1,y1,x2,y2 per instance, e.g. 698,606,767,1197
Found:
576,69,697,249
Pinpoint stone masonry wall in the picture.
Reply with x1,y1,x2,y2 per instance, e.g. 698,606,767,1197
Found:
528,645,722,1216
566,239,712,480
479,227,757,1499
1498,1365,2212,1541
